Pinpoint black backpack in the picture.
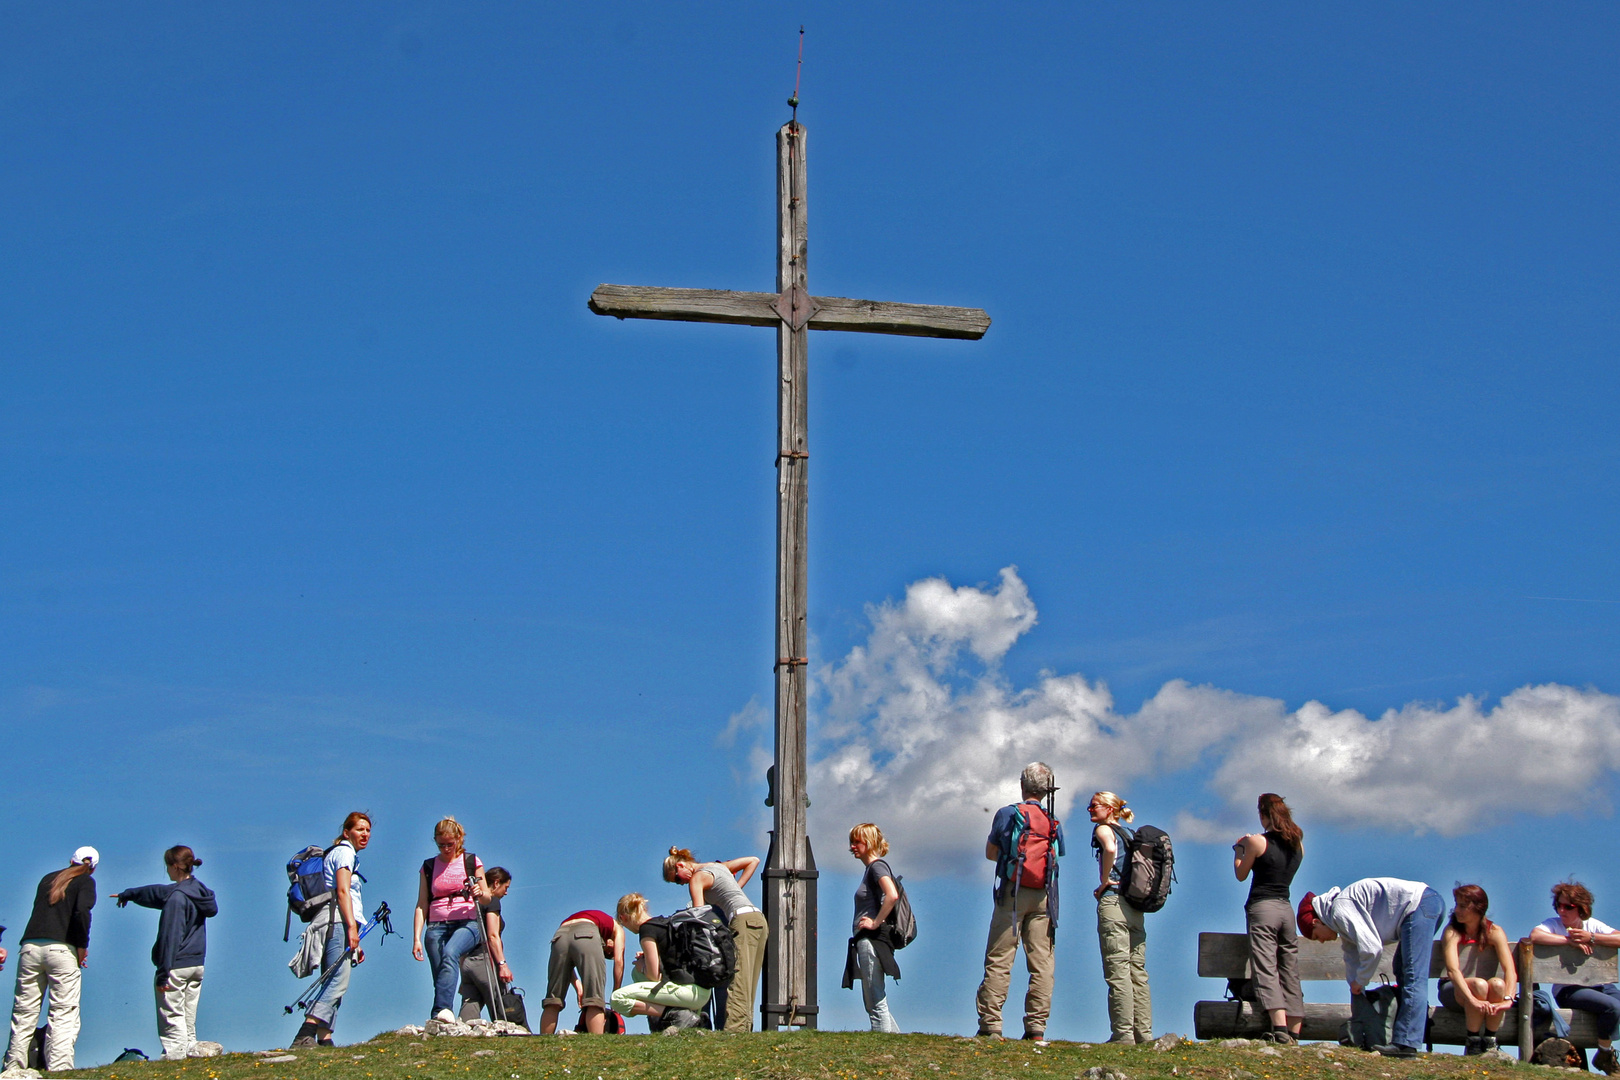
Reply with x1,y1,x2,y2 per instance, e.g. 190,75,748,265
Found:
661,906,737,990
883,875,917,950
1115,823,1175,913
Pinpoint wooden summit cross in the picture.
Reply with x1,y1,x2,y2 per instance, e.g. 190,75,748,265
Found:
589,120,989,1030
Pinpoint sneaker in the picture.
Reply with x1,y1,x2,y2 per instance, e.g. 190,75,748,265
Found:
1373,1044,1418,1059
1593,1047,1618,1075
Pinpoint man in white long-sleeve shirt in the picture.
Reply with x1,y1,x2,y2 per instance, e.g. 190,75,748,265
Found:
1297,878,1443,1058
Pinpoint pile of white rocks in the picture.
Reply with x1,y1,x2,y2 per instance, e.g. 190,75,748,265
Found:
394,1018,530,1038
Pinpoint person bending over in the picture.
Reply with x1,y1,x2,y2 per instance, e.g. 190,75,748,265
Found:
540,908,624,1034
1299,877,1443,1059
663,847,766,1033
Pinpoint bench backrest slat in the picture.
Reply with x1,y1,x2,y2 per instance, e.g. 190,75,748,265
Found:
1198,932,1617,985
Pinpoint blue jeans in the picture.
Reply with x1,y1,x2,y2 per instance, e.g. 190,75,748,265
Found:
854,937,899,1033
424,919,481,1014
1555,983,1620,1040
307,920,352,1029
1392,887,1444,1048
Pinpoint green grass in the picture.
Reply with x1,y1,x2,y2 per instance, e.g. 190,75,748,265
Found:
68,1032,1536,1080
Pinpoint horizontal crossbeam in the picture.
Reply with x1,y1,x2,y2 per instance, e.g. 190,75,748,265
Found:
589,284,990,340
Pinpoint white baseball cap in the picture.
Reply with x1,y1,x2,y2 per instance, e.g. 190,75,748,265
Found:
71,846,99,869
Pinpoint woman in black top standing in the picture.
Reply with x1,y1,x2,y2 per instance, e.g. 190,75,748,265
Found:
1233,794,1304,1044
3,846,98,1073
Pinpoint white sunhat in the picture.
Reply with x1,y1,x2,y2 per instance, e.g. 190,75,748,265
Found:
71,846,99,870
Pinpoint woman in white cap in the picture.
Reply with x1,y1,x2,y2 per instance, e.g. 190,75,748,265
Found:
3,847,98,1073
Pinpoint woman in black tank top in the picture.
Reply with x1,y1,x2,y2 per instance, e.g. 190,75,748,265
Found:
1233,794,1305,1044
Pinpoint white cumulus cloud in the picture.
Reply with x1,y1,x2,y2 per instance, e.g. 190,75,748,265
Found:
796,567,1620,876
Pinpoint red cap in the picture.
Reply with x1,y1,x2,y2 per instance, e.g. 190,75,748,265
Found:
1297,891,1319,937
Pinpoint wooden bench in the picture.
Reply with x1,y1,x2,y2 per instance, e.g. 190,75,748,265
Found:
1195,931,1619,1058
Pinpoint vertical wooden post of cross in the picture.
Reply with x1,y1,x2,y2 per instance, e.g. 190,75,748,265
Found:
762,119,817,1031
585,118,990,1032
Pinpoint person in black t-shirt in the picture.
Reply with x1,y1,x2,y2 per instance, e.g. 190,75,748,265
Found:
458,867,522,1026
608,893,712,1030
4,846,97,1072
1233,793,1305,1044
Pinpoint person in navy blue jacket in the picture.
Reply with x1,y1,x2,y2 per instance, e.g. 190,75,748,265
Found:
112,846,218,1060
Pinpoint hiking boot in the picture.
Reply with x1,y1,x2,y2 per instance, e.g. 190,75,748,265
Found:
976,1029,1003,1040
1481,1035,1498,1053
1463,1035,1483,1056
665,1010,703,1030
291,1036,317,1049
1373,1044,1418,1059
1021,1031,1045,1042
1269,1030,1298,1046
1593,1047,1618,1075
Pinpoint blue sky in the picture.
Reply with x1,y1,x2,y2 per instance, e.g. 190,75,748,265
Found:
3,1,1619,1060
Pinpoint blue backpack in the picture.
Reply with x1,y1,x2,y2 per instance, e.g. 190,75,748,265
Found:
284,845,333,941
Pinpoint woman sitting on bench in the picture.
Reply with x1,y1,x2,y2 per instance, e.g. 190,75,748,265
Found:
1530,881,1620,1076
1438,884,1515,1056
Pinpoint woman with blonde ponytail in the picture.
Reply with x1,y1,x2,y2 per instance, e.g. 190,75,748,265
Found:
3,847,98,1072
1090,792,1152,1044
662,845,765,1032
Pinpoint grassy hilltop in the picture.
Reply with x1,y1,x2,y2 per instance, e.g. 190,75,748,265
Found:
69,1032,1530,1080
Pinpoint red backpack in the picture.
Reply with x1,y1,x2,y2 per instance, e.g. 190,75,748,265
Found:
1013,802,1059,888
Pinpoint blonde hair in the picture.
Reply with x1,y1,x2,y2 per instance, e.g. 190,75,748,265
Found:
616,892,649,928
434,817,466,853
663,846,697,882
848,823,889,857
47,862,93,905
1092,791,1134,823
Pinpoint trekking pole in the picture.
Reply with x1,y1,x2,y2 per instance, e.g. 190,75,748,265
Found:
285,902,395,1014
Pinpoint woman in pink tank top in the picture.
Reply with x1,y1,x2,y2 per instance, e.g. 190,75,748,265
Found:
411,817,489,1024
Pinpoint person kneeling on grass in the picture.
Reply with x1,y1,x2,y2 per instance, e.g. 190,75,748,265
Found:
609,893,711,1031
539,908,624,1034
1439,883,1516,1056
1529,880,1620,1075
1298,877,1443,1059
